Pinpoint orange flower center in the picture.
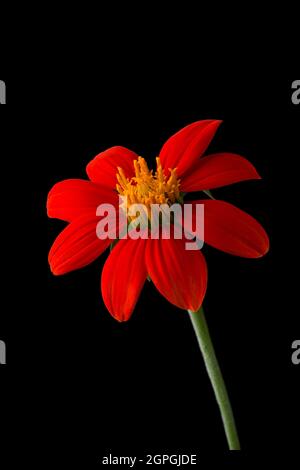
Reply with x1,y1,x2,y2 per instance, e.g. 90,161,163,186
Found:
116,157,181,217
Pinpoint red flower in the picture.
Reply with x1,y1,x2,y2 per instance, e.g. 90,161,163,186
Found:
47,120,269,321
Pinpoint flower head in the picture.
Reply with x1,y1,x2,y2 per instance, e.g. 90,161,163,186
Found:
47,120,269,321
116,157,181,211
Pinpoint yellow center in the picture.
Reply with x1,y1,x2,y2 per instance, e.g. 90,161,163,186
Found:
116,157,181,218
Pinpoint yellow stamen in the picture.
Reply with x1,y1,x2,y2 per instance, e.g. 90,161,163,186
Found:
116,157,181,220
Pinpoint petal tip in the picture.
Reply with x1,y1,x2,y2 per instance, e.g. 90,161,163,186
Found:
49,262,60,276
212,119,223,128
260,240,270,257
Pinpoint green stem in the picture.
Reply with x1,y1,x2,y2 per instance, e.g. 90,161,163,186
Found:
202,189,215,200
188,306,241,450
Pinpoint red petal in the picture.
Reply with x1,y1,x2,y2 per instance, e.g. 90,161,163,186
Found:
194,200,269,258
49,214,111,275
101,238,148,321
47,179,118,222
145,237,207,311
159,120,222,176
181,153,261,192
86,146,138,189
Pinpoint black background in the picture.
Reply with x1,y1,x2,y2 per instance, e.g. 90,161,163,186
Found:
0,73,299,466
